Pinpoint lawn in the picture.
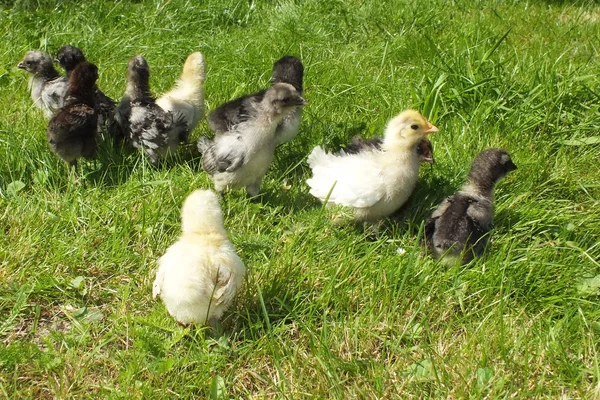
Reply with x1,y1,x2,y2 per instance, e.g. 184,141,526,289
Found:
1,0,600,398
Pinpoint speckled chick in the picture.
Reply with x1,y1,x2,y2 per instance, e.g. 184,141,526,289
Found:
424,148,517,265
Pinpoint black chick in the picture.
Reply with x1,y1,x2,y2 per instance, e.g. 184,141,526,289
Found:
117,55,186,166
46,62,98,169
17,50,67,118
341,136,435,164
206,55,305,147
56,45,116,134
424,148,518,265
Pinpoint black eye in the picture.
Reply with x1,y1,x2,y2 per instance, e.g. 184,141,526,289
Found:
411,124,419,130
282,97,290,103
26,61,32,65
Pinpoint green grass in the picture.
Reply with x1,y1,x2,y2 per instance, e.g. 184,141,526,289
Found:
1,0,600,397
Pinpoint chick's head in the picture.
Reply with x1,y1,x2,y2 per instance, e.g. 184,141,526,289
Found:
181,52,206,83
17,51,54,74
181,190,226,235
69,62,98,88
56,45,86,73
383,110,438,149
127,55,150,84
272,56,304,92
264,83,306,116
468,148,517,187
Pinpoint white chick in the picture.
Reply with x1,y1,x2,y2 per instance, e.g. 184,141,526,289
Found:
307,110,439,222
152,189,246,326
156,52,207,139
201,83,306,197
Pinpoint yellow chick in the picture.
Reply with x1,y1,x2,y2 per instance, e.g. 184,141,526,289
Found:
307,110,438,222
152,189,245,326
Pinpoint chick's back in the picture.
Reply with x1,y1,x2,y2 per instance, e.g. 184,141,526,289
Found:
155,235,245,324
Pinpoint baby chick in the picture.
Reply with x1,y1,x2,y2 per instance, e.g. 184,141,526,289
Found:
55,45,116,133
152,189,246,326
46,62,98,168
424,148,517,265
342,136,435,164
307,110,438,222
207,55,305,146
116,55,187,165
200,83,306,197
17,50,67,118
156,52,207,139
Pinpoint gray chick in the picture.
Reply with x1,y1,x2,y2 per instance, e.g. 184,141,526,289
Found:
424,148,517,265
200,83,306,197
116,55,187,166
55,45,116,135
206,56,304,147
17,50,67,118
341,136,435,164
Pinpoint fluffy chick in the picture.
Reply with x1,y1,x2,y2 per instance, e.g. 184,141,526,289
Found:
56,45,116,133
307,110,438,222
200,83,306,197
424,148,517,265
17,50,67,118
152,189,246,326
46,62,98,168
207,55,305,146
341,136,435,164
156,52,206,139
117,55,187,165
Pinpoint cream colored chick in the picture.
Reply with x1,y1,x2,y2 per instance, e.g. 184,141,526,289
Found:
156,52,206,138
307,110,438,222
152,189,245,326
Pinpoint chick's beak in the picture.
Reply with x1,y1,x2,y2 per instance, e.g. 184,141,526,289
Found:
296,97,307,106
17,62,25,69
423,123,439,134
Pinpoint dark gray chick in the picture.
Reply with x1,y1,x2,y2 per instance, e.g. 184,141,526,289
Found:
424,148,517,265
56,45,116,134
201,83,306,197
206,55,304,147
17,50,67,118
46,62,98,169
341,136,435,164
118,55,187,166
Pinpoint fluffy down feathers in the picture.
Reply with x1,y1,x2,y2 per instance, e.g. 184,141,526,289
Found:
342,136,435,164
202,83,306,196
424,148,517,265
55,45,116,134
207,55,304,146
17,50,67,118
156,52,207,137
46,62,98,167
152,190,246,325
307,110,438,222
118,55,187,165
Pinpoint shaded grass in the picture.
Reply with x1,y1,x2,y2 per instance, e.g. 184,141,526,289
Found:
1,0,600,398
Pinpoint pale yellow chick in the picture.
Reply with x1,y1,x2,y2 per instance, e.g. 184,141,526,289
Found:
156,52,207,136
152,189,245,326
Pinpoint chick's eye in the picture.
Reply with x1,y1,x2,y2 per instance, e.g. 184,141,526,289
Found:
282,97,290,102
26,61,32,65
411,124,419,130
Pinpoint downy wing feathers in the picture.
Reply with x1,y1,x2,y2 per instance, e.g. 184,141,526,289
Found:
202,135,246,174
42,79,68,113
208,91,265,134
